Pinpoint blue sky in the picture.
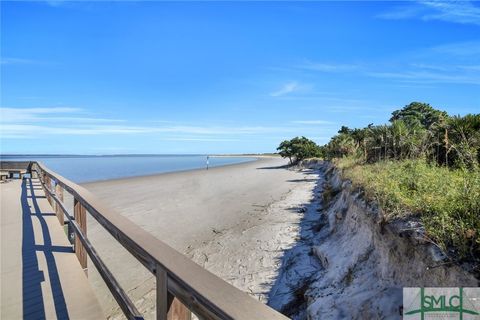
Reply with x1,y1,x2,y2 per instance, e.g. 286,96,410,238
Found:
1,1,479,154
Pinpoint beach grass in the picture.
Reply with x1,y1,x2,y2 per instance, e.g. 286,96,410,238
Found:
335,157,480,262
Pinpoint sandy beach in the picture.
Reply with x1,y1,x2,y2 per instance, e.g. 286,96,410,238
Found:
82,157,320,318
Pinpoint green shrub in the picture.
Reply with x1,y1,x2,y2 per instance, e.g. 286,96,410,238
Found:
336,157,480,262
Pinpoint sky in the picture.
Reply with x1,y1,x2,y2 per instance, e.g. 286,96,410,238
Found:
1,0,479,155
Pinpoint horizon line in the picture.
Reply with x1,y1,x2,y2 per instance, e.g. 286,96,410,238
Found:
0,153,276,157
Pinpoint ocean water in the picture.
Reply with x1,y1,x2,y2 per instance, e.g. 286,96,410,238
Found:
0,155,256,183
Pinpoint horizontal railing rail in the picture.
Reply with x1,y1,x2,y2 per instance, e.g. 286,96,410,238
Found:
38,173,144,320
1,161,288,320
0,160,32,171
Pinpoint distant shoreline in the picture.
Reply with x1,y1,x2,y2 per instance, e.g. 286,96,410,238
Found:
79,156,262,184
210,154,279,158
0,154,263,183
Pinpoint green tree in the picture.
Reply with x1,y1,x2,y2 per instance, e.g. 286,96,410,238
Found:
304,101,479,169
390,102,447,129
277,139,295,164
277,136,322,164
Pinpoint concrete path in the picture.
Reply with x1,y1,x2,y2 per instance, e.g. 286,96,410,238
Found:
1,178,104,320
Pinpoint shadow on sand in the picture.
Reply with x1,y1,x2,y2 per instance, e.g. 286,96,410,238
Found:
262,167,327,319
256,164,292,170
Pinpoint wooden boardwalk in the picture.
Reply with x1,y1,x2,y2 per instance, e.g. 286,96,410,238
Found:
0,178,104,320
0,161,289,320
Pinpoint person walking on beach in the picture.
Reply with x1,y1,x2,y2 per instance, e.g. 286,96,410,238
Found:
206,155,209,170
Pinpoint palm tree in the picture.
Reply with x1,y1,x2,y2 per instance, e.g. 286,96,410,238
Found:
447,114,480,169
391,120,408,160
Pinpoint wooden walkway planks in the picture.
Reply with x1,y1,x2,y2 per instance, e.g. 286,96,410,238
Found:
1,178,104,320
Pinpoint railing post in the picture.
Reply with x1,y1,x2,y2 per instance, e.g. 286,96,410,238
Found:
44,173,48,200
168,299,191,320
45,174,51,205
156,266,191,320
55,183,64,225
31,166,38,179
74,198,88,270
40,170,45,189
157,267,168,320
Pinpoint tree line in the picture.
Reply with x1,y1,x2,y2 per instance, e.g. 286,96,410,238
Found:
278,102,480,170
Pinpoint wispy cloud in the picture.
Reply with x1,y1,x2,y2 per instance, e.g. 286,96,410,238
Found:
460,65,480,71
1,124,155,138
299,61,360,73
409,63,450,72
378,0,480,25
291,120,335,125
270,82,300,97
421,0,480,25
155,126,292,135
37,117,126,123
0,107,82,123
0,107,307,139
378,40,480,85
431,40,480,57
0,107,126,124
1,57,37,65
0,107,131,138
367,71,480,85
294,39,480,86
377,4,424,20
0,123,291,138
161,137,240,142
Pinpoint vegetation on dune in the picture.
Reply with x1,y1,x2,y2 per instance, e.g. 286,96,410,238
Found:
322,102,480,170
278,101,480,270
337,158,480,264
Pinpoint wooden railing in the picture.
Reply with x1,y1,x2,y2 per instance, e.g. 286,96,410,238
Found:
1,161,288,320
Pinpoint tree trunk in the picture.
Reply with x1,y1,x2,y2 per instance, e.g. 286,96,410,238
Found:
444,128,449,167
384,132,388,161
363,140,367,161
